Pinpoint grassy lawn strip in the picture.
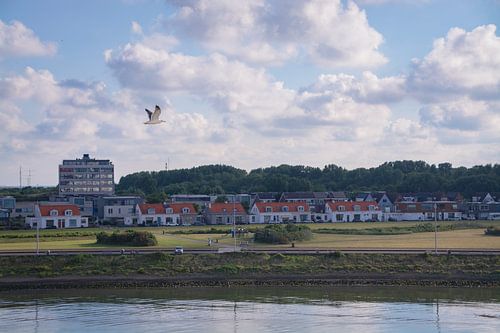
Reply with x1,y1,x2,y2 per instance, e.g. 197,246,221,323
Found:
314,222,485,235
0,252,499,279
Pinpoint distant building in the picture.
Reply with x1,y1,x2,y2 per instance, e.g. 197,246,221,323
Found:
250,202,311,224
325,201,382,222
94,196,144,224
25,204,88,229
126,203,198,226
59,154,114,196
11,201,36,219
170,194,212,207
0,196,15,221
204,202,247,225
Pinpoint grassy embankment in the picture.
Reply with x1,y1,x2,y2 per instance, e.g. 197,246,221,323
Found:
0,221,499,251
0,252,499,289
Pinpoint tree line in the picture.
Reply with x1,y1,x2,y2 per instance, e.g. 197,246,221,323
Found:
116,161,500,199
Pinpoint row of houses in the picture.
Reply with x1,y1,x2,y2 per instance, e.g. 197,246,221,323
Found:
1,191,499,229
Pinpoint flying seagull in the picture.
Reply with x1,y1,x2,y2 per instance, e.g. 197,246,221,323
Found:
144,105,166,125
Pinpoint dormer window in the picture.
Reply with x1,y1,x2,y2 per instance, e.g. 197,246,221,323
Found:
223,208,227,213
368,205,375,211
166,208,173,214
64,209,73,216
182,207,190,214
354,205,361,211
282,206,289,212
265,206,272,212
298,206,304,212
50,209,58,216
338,206,345,211
147,208,155,215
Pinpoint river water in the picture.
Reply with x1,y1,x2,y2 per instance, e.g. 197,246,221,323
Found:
0,286,499,333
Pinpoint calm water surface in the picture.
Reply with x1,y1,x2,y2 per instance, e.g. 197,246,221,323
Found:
0,286,499,333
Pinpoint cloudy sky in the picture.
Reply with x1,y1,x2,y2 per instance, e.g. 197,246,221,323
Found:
1,0,499,186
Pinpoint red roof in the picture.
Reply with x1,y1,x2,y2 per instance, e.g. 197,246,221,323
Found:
254,202,310,213
165,203,197,214
38,204,80,217
138,203,165,214
207,202,246,214
327,201,380,212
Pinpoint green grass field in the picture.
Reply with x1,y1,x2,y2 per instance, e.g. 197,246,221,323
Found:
0,220,499,251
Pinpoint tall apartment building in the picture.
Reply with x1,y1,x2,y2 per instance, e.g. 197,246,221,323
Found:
59,154,114,196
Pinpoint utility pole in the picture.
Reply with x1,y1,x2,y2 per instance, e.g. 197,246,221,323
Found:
19,166,22,189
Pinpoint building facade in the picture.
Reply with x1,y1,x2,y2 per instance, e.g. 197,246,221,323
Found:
59,154,114,196
326,201,383,222
204,202,247,225
250,202,311,224
25,204,88,229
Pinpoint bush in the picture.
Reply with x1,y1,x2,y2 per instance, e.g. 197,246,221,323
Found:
254,224,313,244
485,226,500,236
96,230,158,246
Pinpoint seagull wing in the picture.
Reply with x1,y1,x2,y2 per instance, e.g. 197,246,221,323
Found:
152,105,161,121
145,109,152,121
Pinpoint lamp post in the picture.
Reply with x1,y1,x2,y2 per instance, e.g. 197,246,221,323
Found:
36,202,40,256
233,195,237,252
434,203,438,255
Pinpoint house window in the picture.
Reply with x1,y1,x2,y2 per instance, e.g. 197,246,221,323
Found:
298,206,304,212
166,208,173,214
182,208,190,214
69,219,77,227
147,208,155,214
354,205,361,212
282,206,289,212
265,206,272,212
336,214,343,221
337,206,345,211
50,210,58,216
107,208,113,214
368,205,375,211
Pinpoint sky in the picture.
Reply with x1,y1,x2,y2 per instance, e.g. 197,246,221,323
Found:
1,0,499,186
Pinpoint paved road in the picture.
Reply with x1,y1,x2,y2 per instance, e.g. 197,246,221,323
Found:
0,248,499,256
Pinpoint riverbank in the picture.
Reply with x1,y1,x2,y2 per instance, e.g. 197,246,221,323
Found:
1,252,499,290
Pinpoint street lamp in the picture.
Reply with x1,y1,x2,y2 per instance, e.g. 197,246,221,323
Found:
233,195,237,252
36,202,40,256
434,203,438,255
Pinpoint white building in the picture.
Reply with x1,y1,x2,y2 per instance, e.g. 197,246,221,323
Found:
325,201,382,222
250,202,311,224
125,203,198,226
25,204,88,229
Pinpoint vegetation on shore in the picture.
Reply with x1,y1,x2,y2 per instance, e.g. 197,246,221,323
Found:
254,224,313,244
96,230,158,246
314,222,481,235
0,253,498,281
485,226,500,236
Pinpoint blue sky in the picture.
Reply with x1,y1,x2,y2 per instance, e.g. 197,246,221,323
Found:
0,0,499,186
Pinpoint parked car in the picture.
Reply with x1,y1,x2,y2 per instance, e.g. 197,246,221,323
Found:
174,246,184,255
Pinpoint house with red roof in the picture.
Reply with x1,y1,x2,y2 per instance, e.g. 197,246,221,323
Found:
250,202,311,224
325,201,382,222
125,203,198,226
204,202,247,225
25,204,88,229
388,201,462,221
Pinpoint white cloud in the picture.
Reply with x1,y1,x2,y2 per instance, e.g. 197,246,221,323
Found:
0,20,56,59
165,0,386,68
105,42,295,123
303,71,406,104
131,21,143,35
408,24,500,101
